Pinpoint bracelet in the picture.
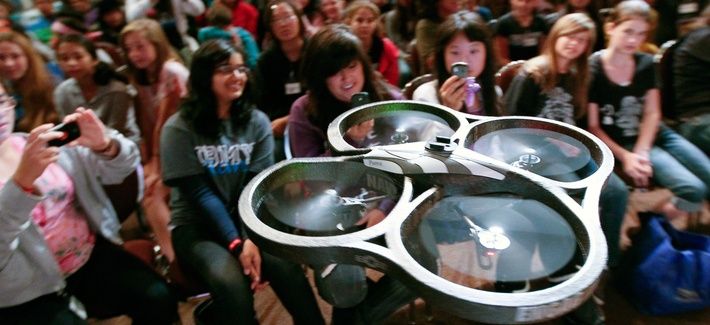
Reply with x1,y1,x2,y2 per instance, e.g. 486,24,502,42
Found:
228,238,243,253
14,179,35,194
95,139,115,155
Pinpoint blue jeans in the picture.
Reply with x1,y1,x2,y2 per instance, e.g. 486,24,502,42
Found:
643,125,710,212
676,113,710,155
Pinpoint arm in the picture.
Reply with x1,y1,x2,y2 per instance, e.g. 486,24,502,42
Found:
125,0,154,21
633,88,661,155
237,28,261,70
178,0,206,17
587,103,652,187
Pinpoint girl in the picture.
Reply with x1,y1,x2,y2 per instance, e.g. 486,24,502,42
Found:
288,24,399,158
288,25,414,324
160,39,324,325
588,0,710,220
120,18,189,263
494,0,548,63
0,31,59,133
0,87,178,323
413,11,501,116
344,0,400,86
504,13,628,269
125,0,205,51
54,34,140,143
254,0,309,161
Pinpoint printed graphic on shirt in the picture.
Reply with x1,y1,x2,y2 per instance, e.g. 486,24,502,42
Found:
194,143,255,175
615,96,643,137
539,87,575,125
509,31,543,47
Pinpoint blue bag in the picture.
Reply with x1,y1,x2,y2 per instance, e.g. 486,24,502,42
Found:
618,213,710,315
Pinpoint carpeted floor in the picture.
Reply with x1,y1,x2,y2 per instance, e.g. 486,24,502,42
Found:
93,189,710,325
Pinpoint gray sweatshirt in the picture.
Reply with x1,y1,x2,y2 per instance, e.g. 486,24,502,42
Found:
0,131,140,307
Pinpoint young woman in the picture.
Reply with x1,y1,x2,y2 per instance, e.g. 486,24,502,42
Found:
494,0,548,63
588,0,710,220
414,0,460,73
413,11,501,116
344,0,399,86
288,25,414,324
0,87,178,324
288,24,400,158
120,18,190,263
54,34,140,143
504,12,629,269
0,31,59,133
160,39,324,325
254,0,309,161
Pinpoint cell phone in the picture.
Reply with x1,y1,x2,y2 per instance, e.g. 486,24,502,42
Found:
351,92,370,108
47,121,81,147
451,62,469,78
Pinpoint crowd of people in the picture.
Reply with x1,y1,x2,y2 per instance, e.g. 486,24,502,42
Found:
0,0,708,324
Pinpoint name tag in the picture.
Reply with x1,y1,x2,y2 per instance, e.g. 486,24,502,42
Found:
285,82,301,95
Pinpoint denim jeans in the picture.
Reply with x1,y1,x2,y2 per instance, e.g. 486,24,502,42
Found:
172,225,324,325
644,125,710,212
676,113,710,155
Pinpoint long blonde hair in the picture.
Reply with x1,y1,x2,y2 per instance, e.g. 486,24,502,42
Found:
525,13,596,119
0,32,57,132
119,19,182,86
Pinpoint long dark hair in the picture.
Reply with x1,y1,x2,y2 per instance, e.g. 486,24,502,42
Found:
55,34,128,85
181,39,253,138
434,11,500,116
264,0,308,44
300,24,391,131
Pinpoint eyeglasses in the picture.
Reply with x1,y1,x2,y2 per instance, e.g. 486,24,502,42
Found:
215,65,249,75
0,94,16,108
271,15,297,26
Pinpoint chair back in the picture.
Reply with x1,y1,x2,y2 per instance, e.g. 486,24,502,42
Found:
402,74,435,100
495,60,526,95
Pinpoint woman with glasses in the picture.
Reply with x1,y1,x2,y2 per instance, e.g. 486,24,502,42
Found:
160,39,324,325
253,0,309,161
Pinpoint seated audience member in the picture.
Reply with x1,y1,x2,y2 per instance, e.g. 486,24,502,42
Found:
588,1,710,220
672,6,710,154
319,0,345,25
545,0,604,51
494,0,548,63
161,39,324,325
120,18,190,263
382,0,417,53
344,0,399,86
459,0,493,22
413,11,501,116
505,12,628,268
217,0,260,40
12,0,55,45
288,25,415,324
0,31,59,133
414,0,460,74
54,34,140,143
293,0,324,34
254,0,309,160
0,95,179,324
125,0,205,51
59,0,99,29
96,0,126,45
198,2,260,69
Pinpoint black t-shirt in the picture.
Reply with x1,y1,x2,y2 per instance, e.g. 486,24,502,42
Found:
505,71,578,126
495,13,548,61
253,44,306,121
589,51,658,146
673,26,710,117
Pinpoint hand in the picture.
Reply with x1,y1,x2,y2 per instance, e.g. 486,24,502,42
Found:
12,124,63,190
356,208,386,228
271,116,289,138
239,239,269,291
345,119,374,144
63,107,110,151
621,151,653,188
143,158,162,196
439,75,466,111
